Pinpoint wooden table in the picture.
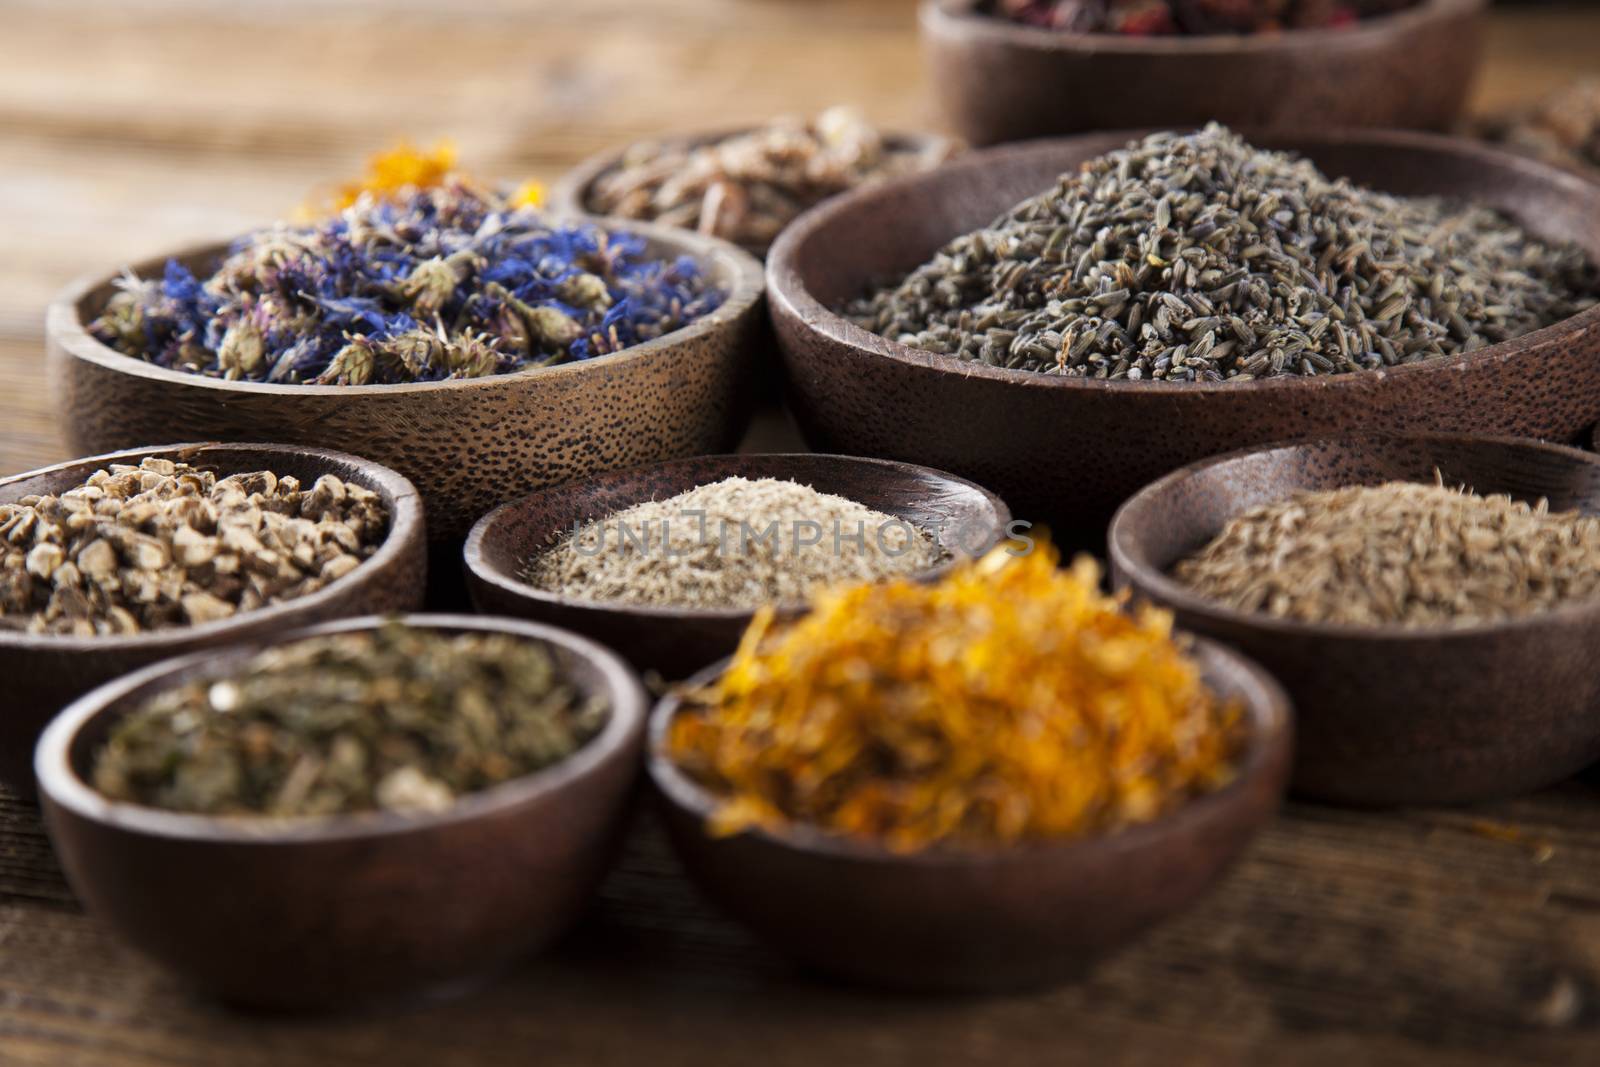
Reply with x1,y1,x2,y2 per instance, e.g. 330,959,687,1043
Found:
3,2,1599,1063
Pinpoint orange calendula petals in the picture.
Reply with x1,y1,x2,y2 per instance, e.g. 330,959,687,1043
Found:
667,540,1246,853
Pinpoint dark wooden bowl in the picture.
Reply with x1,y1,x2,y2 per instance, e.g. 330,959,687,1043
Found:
767,129,1600,546
36,613,649,1010
922,0,1486,146
548,127,958,259
463,453,1012,679
48,220,766,544
648,639,1291,991
1108,432,1600,806
0,443,425,792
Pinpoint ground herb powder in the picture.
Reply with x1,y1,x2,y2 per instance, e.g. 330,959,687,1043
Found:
524,477,945,611
667,542,1245,852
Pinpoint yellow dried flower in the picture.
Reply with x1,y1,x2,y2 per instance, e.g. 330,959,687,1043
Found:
667,540,1246,853
509,179,546,210
331,139,459,211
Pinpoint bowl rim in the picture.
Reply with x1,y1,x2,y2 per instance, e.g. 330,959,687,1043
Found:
921,0,1487,55
47,215,765,397
462,451,1016,622
1107,430,1600,642
547,125,959,255
0,442,424,653
646,635,1291,865
765,125,1600,398
35,612,649,843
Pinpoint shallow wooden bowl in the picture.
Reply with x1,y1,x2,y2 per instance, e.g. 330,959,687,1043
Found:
767,129,1600,545
1109,432,1600,806
36,613,649,1010
922,0,1486,145
648,639,1291,991
463,452,1012,678
0,443,425,791
48,220,766,543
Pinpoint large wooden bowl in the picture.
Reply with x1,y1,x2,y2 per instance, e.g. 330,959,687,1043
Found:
463,452,1012,678
767,130,1600,545
48,220,766,543
0,443,425,791
922,0,1486,146
37,613,648,1010
649,639,1291,991
1109,432,1600,806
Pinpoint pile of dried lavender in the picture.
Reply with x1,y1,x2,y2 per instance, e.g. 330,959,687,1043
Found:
88,178,725,385
1171,478,1600,627
92,623,608,817
524,477,945,610
0,457,386,636
584,107,952,254
850,125,1598,382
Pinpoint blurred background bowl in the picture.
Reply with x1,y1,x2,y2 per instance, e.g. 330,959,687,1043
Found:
48,220,767,546
463,452,1011,677
767,128,1600,547
36,613,648,1010
922,0,1487,146
0,442,425,791
1109,432,1600,806
648,638,1291,991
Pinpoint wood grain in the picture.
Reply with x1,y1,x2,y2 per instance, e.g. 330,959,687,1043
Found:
3,1,1600,1062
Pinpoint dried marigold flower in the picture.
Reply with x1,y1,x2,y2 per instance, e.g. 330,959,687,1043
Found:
667,540,1246,853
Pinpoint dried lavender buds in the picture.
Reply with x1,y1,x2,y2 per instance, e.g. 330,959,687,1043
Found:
1172,479,1600,628
849,125,1598,382
0,457,386,637
523,477,946,611
91,623,608,817
584,107,953,254
987,0,1418,36
88,177,725,385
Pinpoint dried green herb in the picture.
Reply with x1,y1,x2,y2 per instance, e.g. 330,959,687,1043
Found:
92,623,608,817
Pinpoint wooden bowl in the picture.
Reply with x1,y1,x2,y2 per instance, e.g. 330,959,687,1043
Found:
48,220,766,543
647,639,1291,991
921,0,1486,146
0,443,425,791
1108,432,1600,806
463,453,1012,678
767,129,1600,546
36,613,649,1010
548,127,957,259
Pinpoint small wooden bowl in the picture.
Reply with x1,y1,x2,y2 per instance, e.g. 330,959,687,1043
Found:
767,129,1600,546
648,640,1291,991
0,443,425,791
1109,432,1600,806
36,613,649,1010
48,220,766,543
921,0,1486,146
462,453,1012,678
548,127,957,259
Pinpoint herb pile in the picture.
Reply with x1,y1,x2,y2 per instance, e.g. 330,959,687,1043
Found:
987,0,1417,36
850,125,1597,382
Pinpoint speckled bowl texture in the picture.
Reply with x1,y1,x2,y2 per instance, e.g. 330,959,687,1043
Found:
464,452,1012,679
48,220,767,543
922,0,1486,145
37,613,648,1010
648,638,1292,991
0,443,426,791
768,130,1600,545
1109,432,1600,806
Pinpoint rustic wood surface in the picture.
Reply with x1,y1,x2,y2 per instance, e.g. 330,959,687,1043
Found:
2,1,1599,1063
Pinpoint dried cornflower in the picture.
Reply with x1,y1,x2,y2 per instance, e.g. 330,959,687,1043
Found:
0,457,386,637
523,477,946,610
584,106,954,254
850,124,1598,381
91,623,608,817
89,176,723,385
1172,477,1600,627
668,542,1245,852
